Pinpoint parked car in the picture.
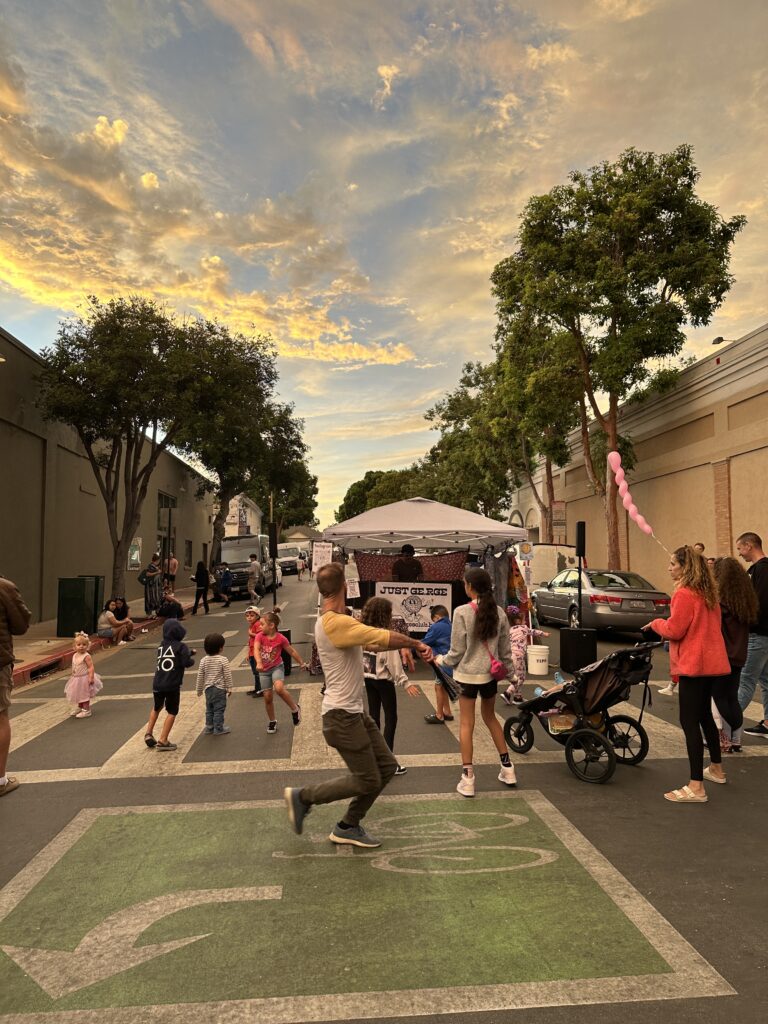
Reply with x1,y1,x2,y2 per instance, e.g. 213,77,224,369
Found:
531,569,671,633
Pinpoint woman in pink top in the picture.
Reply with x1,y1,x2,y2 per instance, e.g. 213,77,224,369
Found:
644,545,730,803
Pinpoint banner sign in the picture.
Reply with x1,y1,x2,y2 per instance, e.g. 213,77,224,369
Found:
345,579,360,599
374,582,452,632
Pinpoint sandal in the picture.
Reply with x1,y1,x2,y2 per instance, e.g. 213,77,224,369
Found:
664,785,708,803
703,766,727,784
144,733,157,748
424,714,446,724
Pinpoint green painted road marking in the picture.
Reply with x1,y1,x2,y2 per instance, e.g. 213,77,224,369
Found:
0,793,733,1020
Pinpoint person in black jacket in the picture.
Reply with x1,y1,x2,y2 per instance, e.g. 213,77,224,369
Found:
712,557,758,751
144,619,195,751
191,561,210,615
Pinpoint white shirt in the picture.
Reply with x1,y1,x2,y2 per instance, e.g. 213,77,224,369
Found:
315,612,389,715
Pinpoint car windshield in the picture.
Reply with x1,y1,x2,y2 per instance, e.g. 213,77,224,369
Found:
279,547,300,557
587,571,656,590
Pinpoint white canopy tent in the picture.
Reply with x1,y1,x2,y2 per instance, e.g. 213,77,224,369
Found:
322,497,527,554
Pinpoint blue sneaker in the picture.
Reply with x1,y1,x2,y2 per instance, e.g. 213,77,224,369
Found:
284,787,311,835
204,726,214,734
329,824,381,848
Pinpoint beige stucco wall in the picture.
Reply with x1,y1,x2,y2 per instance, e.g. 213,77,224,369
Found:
0,326,217,623
508,321,768,587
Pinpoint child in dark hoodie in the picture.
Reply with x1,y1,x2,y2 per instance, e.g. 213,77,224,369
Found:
144,619,195,751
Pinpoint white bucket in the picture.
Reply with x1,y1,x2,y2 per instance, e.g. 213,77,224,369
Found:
527,644,549,676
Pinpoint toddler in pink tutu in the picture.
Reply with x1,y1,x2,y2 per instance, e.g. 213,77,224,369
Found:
501,606,549,705
64,632,103,718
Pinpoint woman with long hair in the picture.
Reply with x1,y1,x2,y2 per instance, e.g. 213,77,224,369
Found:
436,567,517,796
712,557,758,752
645,545,731,802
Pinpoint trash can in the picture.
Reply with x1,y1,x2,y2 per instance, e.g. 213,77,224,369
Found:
56,576,104,637
281,628,293,677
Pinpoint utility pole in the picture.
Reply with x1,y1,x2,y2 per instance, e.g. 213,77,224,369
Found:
269,491,277,608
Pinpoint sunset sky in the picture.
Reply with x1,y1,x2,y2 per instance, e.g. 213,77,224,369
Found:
1,0,766,525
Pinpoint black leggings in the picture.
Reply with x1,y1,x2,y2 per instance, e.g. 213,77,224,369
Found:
678,676,722,781
365,678,398,753
192,587,209,614
711,665,744,733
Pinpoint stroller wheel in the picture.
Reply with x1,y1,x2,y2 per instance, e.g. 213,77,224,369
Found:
606,714,649,766
503,715,534,754
565,728,616,784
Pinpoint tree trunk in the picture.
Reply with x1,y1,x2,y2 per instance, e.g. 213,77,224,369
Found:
522,440,551,543
208,487,236,569
604,395,621,570
110,538,128,598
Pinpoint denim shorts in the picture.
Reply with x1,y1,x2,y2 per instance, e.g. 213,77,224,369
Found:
258,663,285,690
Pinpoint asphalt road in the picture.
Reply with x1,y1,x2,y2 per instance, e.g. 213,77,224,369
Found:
1,576,767,1024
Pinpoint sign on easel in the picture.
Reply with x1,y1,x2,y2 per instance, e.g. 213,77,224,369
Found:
312,542,334,572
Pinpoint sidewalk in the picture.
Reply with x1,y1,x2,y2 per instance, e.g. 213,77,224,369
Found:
11,585,200,688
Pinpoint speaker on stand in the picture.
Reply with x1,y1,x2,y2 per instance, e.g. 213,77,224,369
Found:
559,520,598,674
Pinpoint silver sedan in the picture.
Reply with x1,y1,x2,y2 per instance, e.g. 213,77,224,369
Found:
532,569,671,633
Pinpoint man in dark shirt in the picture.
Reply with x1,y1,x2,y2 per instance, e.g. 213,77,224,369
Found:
736,531,768,737
391,544,424,582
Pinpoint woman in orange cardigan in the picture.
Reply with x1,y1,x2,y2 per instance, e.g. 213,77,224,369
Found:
644,545,730,803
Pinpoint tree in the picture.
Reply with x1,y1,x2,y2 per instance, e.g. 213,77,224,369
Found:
425,363,517,518
37,296,239,595
246,453,319,540
335,471,386,522
491,145,745,566
173,321,306,566
365,465,431,510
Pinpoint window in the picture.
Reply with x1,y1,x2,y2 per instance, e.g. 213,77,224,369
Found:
202,542,209,568
184,540,193,569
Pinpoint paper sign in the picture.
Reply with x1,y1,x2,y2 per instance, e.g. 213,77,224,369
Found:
312,542,334,572
345,579,360,598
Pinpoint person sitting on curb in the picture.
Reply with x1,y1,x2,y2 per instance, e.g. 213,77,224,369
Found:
0,574,31,797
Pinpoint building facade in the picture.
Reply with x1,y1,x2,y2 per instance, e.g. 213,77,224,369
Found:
0,325,217,623
508,322,768,585
225,496,263,538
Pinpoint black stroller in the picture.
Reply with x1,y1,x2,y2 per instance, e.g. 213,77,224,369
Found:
503,642,661,784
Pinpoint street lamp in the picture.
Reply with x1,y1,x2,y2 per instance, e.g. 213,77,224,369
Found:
711,336,733,346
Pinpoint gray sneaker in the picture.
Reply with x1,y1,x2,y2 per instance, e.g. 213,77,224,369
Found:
284,787,311,835
329,824,381,848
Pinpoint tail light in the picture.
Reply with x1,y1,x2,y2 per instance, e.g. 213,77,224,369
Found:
653,598,671,607
589,594,622,605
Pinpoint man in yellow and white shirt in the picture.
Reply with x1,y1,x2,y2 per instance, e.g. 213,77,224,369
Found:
285,562,431,848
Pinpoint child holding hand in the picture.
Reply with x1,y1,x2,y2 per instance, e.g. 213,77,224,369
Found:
255,610,308,734
65,632,103,718
501,605,549,705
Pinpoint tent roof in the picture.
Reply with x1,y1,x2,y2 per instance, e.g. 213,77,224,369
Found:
322,497,527,553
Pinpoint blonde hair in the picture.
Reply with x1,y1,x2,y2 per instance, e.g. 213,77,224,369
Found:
673,546,718,610
74,631,90,649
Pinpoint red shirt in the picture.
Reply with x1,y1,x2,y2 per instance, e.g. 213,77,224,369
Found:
247,620,263,658
255,631,289,671
650,587,730,678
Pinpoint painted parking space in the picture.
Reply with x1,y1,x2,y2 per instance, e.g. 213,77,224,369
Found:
0,792,732,1021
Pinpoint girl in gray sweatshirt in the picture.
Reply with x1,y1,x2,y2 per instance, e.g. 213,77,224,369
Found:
436,568,517,797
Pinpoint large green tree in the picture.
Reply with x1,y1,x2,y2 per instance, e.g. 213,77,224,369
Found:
246,452,319,541
491,144,745,566
37,296,242,594
334,470,386,522
174,322,310,566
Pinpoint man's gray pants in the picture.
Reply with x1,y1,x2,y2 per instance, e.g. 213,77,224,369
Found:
299,709,398,826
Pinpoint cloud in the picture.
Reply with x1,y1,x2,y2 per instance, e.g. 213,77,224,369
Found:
140,170,159,189
373,64,401,110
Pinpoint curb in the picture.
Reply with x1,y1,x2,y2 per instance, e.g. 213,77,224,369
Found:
11,602,195,690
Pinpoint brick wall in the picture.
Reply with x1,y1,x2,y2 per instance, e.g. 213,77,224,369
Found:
713,460,733,556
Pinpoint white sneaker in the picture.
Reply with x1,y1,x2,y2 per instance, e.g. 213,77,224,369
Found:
498,765,517,787
658,684,677,696
457,773,475,798
75,709,92,718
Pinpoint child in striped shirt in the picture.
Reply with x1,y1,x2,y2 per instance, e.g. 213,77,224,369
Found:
196,633,233,735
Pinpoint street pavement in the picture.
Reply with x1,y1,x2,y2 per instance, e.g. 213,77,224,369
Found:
1,576,767,1023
